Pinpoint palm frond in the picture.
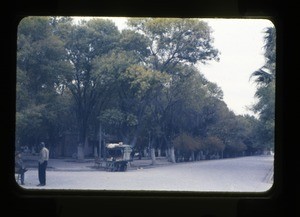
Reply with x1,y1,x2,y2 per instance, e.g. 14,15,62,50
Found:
250,68,274,85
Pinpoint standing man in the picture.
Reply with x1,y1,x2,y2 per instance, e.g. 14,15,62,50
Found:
37,142,49,186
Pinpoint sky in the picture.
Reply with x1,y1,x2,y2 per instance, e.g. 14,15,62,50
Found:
74,17,274,116
197,19,274,116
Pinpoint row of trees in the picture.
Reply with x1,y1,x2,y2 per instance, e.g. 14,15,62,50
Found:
16,17,275,162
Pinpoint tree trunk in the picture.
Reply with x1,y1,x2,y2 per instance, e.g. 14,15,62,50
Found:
83,136,89,157
151,148,156,165
98,123,102,160
94,146,98,157
170,146,176,163
191,151,195,161
157,148,161,157
143,148,148,157
76,101,91,160
77,121,87,160
130,135,138,147
77,144,84,161
166,148,170,161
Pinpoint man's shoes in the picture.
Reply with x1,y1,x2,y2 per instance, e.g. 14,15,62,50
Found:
36,184,45,186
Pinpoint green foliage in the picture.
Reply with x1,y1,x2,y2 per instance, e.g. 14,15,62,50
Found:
124,65,170,98
16,104,45,138
18,17,68,98
127,18,219,72
16,16,261,158
204,136,225,152
126,114,139,127
16,17,74,147
99,109,125,127
173,133,202,152
119,29,151,59
250,26,276,150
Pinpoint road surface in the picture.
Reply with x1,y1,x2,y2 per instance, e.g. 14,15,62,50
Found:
18,155,273,192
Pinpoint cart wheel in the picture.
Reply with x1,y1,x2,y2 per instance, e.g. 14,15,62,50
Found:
119,162,127,171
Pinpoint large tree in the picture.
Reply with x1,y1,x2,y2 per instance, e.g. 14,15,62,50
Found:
127,18,219,73
60,18,121,159
16,16,72,151
16,17,257,161
250,27,276,151
126,18,220,161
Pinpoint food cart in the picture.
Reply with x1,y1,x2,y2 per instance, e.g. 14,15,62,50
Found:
95,142,132,172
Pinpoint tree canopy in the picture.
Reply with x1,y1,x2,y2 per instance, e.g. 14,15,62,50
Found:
16,16,275,160
250,27,276,150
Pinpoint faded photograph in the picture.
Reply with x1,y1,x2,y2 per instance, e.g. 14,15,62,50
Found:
15,17,275,192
